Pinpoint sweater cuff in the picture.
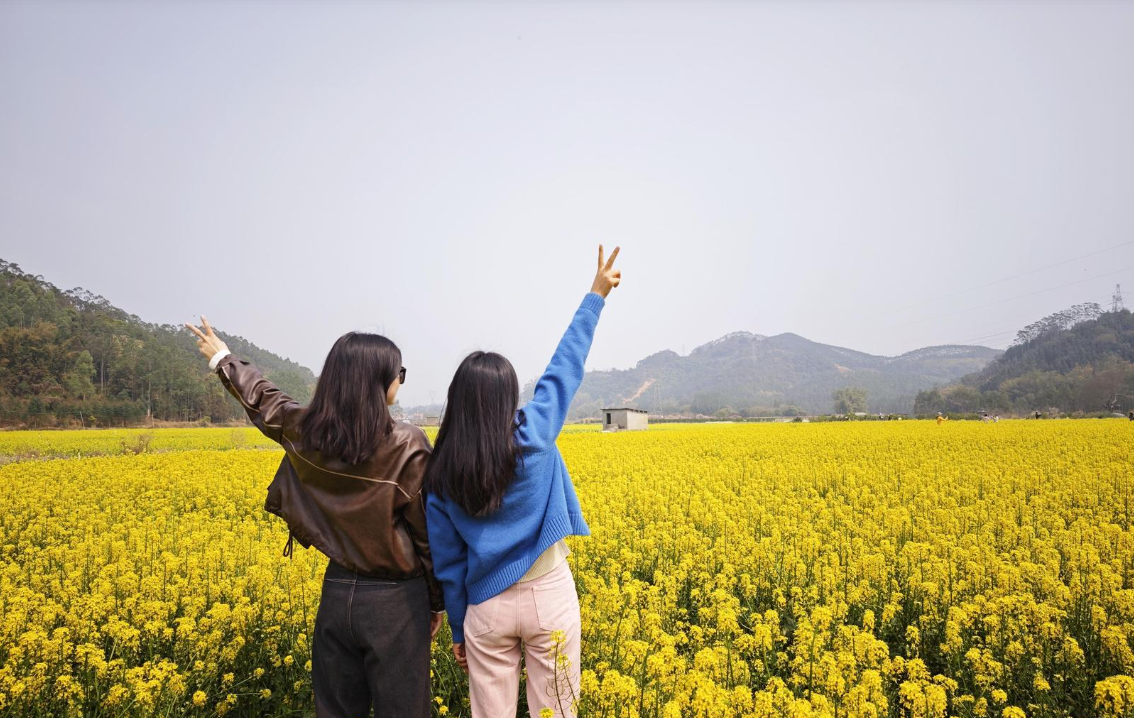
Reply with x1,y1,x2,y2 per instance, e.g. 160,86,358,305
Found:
580,292,605,316
209,349,231,371
451,624,465,644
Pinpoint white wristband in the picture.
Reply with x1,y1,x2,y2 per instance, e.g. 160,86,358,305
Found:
208,349,231,371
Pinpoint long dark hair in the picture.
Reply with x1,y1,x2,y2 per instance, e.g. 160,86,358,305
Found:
298,332,401,465
424,351,521,517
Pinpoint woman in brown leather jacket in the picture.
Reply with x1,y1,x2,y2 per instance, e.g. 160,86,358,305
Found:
186,317,443,718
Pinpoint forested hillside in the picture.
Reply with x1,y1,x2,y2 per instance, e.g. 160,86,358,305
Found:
914,304,1134,415
0,259,315,427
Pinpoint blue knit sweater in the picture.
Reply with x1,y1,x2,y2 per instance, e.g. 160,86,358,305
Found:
425,292,604,643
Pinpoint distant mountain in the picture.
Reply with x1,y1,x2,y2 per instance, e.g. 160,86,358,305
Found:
525,331,1000,419
915,306,1134,416
0,258,315,427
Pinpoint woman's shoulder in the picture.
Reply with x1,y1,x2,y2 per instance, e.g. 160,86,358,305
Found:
514,408,541,452
514,412,558,456
388,420,432,451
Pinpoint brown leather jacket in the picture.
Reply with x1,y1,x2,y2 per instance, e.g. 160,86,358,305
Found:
214,353,443,612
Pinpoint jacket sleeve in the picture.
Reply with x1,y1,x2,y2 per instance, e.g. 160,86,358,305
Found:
398,437,445,612
214,354,300,444
425,494,470,643
515,292,605,453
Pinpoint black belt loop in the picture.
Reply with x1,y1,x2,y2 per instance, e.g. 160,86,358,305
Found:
282,532,295,558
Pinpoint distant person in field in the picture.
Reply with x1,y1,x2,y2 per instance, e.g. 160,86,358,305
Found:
424,245,621,718
936,412,946,425
186,318,442,718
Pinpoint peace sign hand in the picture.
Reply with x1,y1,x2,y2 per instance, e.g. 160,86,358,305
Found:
591,244,622,299
185,315,230,362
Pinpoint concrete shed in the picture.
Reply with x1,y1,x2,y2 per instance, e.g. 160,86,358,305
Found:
602,408,648,432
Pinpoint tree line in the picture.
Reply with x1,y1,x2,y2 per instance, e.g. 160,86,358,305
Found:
0,260,314,428
914,307,1134,416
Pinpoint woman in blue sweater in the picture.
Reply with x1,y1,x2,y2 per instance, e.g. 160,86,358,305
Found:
425,245,621,717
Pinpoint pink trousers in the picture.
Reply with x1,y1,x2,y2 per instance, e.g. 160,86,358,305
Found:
464,561,582,718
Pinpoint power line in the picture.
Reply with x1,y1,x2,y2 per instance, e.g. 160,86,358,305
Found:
946,294,1116,346
944,293,1118,347
886,266,1134,330
961,329,1019,344
968,328,1020,341
875,239,1134,321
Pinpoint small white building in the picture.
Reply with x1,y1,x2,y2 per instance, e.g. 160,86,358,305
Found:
602,408,648,432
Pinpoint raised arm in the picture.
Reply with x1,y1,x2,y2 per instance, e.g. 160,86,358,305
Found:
516,245,621,452
186,316,299,443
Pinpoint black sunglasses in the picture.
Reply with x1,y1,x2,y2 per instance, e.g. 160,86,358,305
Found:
398,366,407,384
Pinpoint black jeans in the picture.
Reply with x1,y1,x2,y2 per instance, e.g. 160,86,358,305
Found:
312,561,431,718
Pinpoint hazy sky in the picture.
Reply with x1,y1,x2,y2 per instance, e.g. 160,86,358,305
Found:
3,1,1133,405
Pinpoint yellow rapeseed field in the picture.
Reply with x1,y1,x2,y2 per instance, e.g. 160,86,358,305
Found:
0,427,277,460
1,421,1132,717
